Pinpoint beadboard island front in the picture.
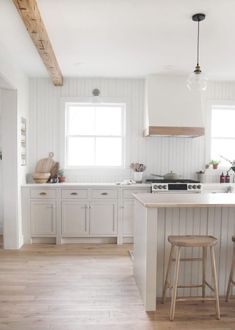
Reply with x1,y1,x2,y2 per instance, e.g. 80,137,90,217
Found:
133,193,235,311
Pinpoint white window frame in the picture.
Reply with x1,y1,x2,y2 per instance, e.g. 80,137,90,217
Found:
206,100,235,165
60,98,126,169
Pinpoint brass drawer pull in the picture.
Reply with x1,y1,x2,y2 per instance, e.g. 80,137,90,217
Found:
101,192,108,195
39,192,47,196
70,192,78,196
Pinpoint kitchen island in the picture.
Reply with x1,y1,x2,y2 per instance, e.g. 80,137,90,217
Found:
133,193,235,311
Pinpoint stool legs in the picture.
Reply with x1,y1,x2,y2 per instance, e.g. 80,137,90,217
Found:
210,246,220,320
162,244,220,321
202,247,207,301
162,246,174,304
170,247,181,321
226,243,235,302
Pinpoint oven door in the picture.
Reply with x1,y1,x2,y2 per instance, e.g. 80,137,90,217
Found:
153,191,198,194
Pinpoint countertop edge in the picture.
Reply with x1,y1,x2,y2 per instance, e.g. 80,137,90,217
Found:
21,183,151,188
133,192,235,208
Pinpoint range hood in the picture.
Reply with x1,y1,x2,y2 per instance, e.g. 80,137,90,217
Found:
144,74,205,137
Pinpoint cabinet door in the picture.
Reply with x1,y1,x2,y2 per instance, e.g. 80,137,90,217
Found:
62,202,89,237
122,200,135,236
30,201,56,236
89,201,117,236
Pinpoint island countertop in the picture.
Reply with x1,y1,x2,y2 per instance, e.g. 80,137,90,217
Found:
133,192,235,208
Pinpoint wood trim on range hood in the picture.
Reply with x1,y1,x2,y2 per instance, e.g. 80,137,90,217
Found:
144,126,205,138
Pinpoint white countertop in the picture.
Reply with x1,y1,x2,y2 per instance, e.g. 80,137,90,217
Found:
21,182,235,190
21,182,151,188
133,192,235,208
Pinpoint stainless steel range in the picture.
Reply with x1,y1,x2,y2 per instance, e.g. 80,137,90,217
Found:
146,179,202,193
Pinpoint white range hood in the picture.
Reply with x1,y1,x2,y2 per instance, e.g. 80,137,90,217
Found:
144,74,205,137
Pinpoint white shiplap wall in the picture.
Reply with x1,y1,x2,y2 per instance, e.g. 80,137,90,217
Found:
28,77,207,182
28,78,235,182
156,206,235,297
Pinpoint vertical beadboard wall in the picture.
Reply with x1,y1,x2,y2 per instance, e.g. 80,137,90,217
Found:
156,206,235,297
28,78,235,182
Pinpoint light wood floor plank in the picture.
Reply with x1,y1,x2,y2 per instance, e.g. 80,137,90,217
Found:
0,242,234,329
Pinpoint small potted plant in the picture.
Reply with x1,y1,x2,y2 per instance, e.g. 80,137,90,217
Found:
209,160,220,170
58,169,65,183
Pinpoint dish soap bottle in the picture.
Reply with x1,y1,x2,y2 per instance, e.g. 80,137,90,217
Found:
220,172,225,183
225,171,230,183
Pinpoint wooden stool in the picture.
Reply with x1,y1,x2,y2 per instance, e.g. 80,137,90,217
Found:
226,236,235,301
162,235,220,321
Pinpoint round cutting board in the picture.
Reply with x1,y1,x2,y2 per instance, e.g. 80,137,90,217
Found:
35,152,56,173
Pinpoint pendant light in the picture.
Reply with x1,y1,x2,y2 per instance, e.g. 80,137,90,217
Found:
187,13,208,92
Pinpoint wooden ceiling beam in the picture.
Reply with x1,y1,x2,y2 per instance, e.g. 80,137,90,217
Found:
12,0,63,86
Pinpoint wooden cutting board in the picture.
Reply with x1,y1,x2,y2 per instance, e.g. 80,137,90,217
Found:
35,152,57,173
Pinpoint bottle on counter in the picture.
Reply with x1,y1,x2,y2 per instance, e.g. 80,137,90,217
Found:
220,172,225,183
225,171,230,183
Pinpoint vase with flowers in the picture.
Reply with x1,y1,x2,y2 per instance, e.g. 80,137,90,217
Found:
130,162,146,183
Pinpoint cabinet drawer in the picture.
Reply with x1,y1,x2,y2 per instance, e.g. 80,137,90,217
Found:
30,189,56,199
91,189,117,199
62,189,88,199
123,189,149,199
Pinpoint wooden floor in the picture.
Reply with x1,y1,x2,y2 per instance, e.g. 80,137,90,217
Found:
0,242,234,330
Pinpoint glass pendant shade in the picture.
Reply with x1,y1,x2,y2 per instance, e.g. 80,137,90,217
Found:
187,70,208,92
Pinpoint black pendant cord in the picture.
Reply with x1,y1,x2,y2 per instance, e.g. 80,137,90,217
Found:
191,13,205,78
197,19,200,66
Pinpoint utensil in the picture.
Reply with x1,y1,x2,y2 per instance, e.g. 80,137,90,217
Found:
130,162,146,172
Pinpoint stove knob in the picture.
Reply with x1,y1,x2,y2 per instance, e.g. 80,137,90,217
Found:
188,185,192,189
163,185,167,189
193,185,196,189
197,185,201,189
159,185,162,189
153,185,158,190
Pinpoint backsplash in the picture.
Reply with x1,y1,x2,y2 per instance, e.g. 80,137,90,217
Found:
28,78,235,183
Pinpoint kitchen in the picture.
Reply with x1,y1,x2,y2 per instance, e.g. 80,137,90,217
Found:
1,0,235,329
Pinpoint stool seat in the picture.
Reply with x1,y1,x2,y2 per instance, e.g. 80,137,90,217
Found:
168,235,217,247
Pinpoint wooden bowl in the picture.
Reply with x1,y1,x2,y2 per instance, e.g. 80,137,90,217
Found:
33,172,50,183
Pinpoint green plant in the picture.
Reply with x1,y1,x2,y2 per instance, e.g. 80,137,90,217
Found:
209,160,220,165
58,169,64,177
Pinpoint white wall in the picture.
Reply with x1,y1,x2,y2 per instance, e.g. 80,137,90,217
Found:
28,77,208,182
0,90,3,233
0,50,29,248
1,89,19,248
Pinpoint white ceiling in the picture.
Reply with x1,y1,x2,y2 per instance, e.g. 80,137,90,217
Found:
1,0,235,80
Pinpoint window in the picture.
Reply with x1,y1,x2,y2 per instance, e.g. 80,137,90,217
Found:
65,103,125,167
211,105,235,163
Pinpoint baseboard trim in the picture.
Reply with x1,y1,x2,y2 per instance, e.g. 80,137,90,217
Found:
28,236,132,245
31,237,56,244
61,237,117,244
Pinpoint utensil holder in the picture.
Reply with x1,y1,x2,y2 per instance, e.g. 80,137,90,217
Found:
133,172,143,183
